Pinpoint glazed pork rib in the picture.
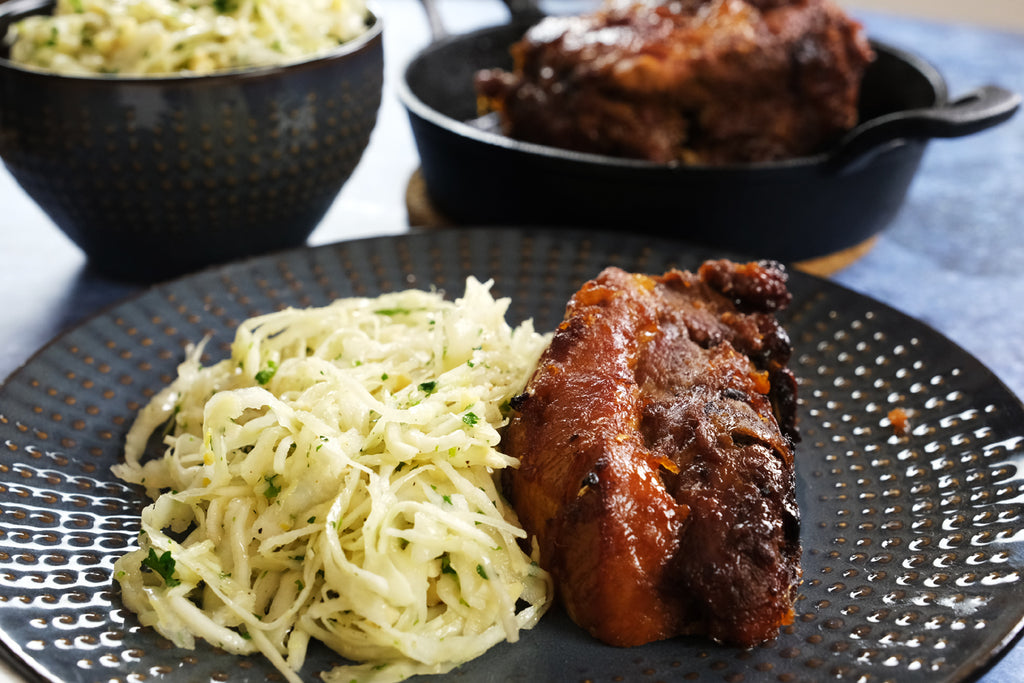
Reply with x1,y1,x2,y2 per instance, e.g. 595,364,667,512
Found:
504,263,800,647
476,0,874,163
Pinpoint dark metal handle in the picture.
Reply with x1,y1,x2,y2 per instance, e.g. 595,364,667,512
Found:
502,0,544,25
417,0,448,41
417,0,544,43
829,84,1021,170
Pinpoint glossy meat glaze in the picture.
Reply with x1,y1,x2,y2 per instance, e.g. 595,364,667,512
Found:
476,0,873,163
504,263,801,647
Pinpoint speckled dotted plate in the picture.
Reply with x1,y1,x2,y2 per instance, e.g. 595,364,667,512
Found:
2,228,1024,683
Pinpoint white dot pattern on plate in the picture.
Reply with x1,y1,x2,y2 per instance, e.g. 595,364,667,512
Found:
1,229,1023,683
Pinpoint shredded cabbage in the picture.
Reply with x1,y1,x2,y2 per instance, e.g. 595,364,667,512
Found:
6,0,369,75
112,278,553,683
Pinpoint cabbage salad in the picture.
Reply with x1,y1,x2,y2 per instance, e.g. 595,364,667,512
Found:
112,278,553,683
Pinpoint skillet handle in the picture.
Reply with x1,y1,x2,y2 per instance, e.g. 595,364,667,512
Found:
502,0,545,24
418,0,543,42
418,0,448,40
828,84,1021,170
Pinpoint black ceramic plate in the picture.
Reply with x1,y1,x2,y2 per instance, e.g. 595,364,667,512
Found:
2,228,1024,683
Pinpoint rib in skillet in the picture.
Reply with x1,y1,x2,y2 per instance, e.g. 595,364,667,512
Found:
475,0,874,163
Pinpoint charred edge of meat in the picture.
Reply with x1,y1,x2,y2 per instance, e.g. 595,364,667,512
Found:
757,317,794,369
699,259,792,314
770,367,800,442
509,391,530,411
698,262,800,442
721,387,749,402
577,470,601,497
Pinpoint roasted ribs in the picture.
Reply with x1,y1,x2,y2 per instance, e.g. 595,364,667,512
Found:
503,263,800,647
476,0,874,163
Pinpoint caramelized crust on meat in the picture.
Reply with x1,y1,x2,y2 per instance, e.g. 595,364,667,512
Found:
503,263,800,647
476,0,873,163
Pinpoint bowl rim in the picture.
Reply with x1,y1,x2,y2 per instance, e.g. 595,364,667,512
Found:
396,22,949,174
0,0,382,83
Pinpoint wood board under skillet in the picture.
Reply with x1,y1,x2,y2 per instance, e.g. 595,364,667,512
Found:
1,228,1024,682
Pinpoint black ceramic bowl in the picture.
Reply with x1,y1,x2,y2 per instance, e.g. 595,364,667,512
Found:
399,15,1020,264
0,0,384,282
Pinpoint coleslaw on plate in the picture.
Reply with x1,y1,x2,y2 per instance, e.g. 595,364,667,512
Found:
111,278,553,683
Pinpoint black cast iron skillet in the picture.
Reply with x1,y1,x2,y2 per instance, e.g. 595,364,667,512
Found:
399,2,1021,262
